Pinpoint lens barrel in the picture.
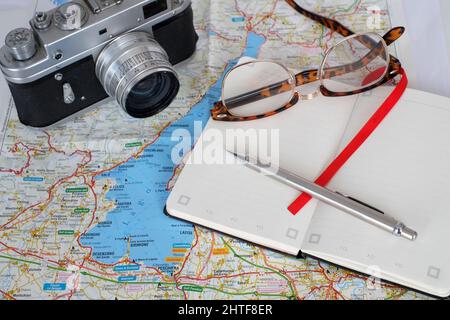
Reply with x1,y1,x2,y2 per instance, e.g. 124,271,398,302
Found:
96,32,180,118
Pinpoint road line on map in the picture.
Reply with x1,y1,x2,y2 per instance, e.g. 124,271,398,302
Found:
221,237,296,299
259,249,300,299
0,289,15,300
173,226,199,279
0,254,41,266
197,232,215,277
81,271,290,298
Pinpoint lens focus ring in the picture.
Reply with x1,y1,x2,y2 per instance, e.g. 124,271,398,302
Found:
96,32,179,114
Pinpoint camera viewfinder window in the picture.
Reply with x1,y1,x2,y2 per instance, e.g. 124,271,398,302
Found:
143,0,168,19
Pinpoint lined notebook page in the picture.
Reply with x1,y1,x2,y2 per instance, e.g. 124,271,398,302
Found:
302,88,450,297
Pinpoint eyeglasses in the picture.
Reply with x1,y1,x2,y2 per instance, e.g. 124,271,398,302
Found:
211,0,405,121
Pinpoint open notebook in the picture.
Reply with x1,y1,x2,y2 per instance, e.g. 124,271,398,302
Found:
166,62,450,298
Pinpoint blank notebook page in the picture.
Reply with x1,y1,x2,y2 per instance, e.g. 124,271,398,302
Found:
167,90,362,255
303,88,450,297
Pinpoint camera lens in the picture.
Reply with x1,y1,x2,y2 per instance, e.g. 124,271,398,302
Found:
96,32,180,118
126,72,179,118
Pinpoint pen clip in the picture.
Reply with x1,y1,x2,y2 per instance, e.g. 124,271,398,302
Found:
336,192,385,215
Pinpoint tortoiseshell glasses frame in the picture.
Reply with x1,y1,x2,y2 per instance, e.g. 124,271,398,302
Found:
211,0,405,122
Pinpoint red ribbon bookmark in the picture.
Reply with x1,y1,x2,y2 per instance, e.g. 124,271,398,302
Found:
288,68,408,215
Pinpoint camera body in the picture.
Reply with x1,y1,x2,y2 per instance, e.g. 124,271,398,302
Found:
0,0,198,127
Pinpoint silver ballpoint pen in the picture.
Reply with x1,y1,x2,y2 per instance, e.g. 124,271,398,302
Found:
231,152,418,241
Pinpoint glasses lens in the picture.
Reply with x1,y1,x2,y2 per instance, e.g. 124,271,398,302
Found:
320,33,389,93
222,61,295,117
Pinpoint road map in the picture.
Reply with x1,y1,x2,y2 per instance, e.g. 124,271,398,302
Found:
0,0,430,300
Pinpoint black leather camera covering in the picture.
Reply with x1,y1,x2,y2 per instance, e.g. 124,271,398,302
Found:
8,57,109,127
154,5,198,65
8,6,198,127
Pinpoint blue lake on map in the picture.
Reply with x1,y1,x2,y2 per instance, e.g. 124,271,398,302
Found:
80,32,266,273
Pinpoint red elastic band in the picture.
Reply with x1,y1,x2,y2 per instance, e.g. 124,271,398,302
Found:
288,69,408,215
361,67,388,86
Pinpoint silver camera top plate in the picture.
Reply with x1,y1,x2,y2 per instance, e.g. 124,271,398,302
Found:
0,0,191,84
86,0,124,14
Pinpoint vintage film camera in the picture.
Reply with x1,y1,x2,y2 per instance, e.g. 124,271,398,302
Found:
0,0,198,127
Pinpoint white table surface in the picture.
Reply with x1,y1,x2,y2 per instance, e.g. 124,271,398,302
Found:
389,0,450,98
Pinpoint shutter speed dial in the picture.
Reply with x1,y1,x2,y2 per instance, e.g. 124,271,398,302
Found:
53,3,89,31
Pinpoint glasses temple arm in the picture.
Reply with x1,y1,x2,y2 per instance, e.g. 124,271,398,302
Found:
286,1,406,52
383,27,405,46
217,80,294,110
285,0,355,38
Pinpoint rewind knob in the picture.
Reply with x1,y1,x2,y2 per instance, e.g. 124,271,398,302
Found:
5,28,37,61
